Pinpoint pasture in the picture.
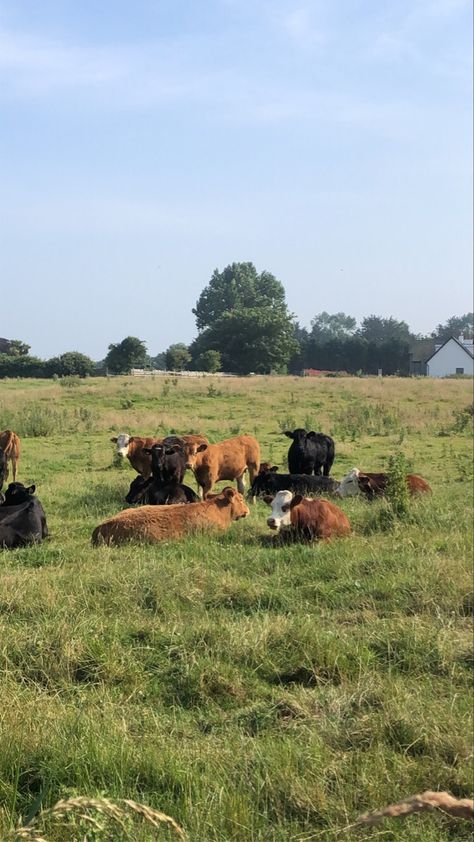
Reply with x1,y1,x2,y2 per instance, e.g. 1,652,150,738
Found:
0,374,472,841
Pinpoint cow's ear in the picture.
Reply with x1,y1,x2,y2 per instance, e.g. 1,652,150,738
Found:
197,443,208,452
271,466,279,472
110,437,118,443
222,487,235,502
284,431,294,439
263,495,274,505
290,494,303,507
27,485,36,495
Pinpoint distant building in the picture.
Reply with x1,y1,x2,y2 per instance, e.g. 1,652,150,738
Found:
425,335,474,378
0,337,12,354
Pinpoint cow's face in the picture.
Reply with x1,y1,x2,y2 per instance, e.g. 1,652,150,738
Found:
265,490,294,531
215,487,250,520
111,433,131,458
4,482,36,505
284,428,308,445
336,468,361,497
258,462,279,475
185,442,208,470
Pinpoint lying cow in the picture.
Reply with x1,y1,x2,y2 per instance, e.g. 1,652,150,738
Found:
0,482,49,548
250,466,340,499
0,429,21,481
92,487,249,546
125,474,200,506
185,435,260,498
337,467,432,499
265,490,350,541
285,429,335,476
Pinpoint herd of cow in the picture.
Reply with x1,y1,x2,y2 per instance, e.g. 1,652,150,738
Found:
0,426,431,549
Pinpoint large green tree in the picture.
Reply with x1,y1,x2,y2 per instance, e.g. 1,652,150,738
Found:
310,312,356,342
165,343,191,371
358,315,411,344
192,262,297,374
48,352,95,377
431,313,474,342
105,337,148,374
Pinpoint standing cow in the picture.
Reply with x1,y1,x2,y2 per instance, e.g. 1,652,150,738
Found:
0,430,21,482
284,428,335,476
185,435,260,498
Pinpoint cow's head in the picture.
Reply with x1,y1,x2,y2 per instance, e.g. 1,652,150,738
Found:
4,482,36,505
213,487,250,520
185,442,208,470
110,433,131,458
264,490,303,531
258,462,279,475
336,468,361,497
284,428,316,445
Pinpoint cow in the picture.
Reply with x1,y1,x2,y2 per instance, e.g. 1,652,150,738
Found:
0,447,6,496
111,434,163,477
284,429,335,476
265,490,350,541
337,468,432,499
0,430,21,482
249,469,340,499
125,474,200,506
92,487,249,546
111,433,208,478
143,442,186,485
185,435,261,498
0,482,49,548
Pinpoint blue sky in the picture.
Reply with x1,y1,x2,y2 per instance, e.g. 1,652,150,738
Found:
0,0,472,359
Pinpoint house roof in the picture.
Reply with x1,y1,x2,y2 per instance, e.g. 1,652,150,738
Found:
425,335,474,364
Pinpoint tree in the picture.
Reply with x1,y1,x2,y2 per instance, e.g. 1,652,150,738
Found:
431,313,474,342
47,352,95,377
165,343,191,371
192,262,297,374
105,337,148,374
310,312,356,342
195,349,222,373
149,352,167,370
8,339,31,357
358,315,411,344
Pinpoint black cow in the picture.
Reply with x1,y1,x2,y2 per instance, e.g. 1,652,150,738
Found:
249,467,339,499
0,482,48,548
125,475,200,506
143,443,186,485
0,447,5,503
284,429,335,476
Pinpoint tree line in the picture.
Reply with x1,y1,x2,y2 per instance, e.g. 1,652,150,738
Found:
1,262,472,377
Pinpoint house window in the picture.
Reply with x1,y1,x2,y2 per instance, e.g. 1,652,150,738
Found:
456,367,464,375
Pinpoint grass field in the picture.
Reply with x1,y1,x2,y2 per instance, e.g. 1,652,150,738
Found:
0,374,472,841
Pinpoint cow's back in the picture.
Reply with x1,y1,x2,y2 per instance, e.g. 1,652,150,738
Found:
200,435,259,476
291,498,350,539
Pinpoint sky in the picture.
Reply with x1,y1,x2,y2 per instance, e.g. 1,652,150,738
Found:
0,0,472,360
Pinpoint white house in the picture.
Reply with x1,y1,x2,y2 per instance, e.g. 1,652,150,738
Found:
425,335,474,378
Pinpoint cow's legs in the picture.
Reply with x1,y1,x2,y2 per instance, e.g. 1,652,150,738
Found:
201,480,213,499
236,473,245,494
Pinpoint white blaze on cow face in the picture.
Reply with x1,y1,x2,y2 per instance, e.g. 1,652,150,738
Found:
111,433,131,459
336,468,361,498
265,490,294,531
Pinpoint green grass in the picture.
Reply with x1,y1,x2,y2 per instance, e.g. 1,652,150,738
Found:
0,375,472,840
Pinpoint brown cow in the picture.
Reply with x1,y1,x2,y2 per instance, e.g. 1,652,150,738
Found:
0,430,20,482
265,490,351,540
111,433,208,478
92,487,249,546
185,435,260,498
337,467,431,499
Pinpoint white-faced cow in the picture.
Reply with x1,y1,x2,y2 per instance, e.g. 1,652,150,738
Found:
265,490,350,541
337,467,432,499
